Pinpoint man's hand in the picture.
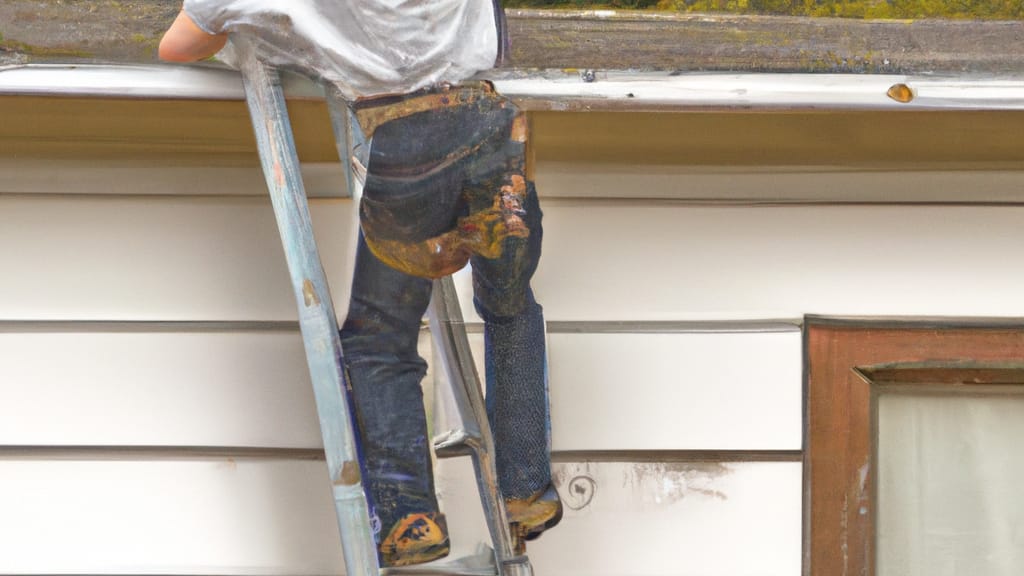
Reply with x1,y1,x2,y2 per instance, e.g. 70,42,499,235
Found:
159,9,228,62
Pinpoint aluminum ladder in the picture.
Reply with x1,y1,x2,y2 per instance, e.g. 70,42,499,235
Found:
238,52,533,576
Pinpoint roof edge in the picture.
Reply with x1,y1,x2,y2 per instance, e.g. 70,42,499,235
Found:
2,65,1023,112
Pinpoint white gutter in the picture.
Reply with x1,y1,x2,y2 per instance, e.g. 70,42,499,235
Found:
2,64,1024,111
0,64,321,100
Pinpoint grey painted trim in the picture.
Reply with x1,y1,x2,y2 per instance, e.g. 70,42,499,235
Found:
0,444,798,461
0,446,325,461
547,320,800,334
18,315,1013,336
539,197,1024,209
460,320,801,334
553,450,803,463
0,446,802,464
0,320,299,333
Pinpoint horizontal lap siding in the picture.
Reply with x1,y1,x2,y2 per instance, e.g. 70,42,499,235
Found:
438,459,802,576
526,202,1024,321
533,461,802,576
0,459,344,575
0,158,348,198
4,196,1021,575
537,163,1024,202
444,331,802,452
547,331,802,451
7,98,1020,576
4,195,1022,323
0,195,357,322
0,193,806,574
0,458,801,576
1,330,800,452
0,330,321,448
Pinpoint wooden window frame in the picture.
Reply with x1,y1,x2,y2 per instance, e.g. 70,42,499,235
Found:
804,317,1024,576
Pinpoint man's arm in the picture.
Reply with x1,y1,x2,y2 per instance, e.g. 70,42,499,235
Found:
158,9,227,62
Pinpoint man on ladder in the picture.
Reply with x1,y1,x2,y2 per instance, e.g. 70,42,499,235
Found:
160,0,561,568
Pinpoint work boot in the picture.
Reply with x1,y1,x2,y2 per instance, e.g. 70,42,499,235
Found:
506,483,563,541
379,512,451,567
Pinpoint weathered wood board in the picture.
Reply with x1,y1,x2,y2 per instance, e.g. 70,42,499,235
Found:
1,3,1021,74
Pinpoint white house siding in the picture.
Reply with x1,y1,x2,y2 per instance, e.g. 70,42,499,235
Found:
1,75,1022,575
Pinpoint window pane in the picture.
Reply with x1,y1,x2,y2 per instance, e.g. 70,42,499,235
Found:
877,392,1024,576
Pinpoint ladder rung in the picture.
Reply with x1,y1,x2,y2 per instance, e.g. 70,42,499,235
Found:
433,428,482,459
382,547,531,576
382,546,496,576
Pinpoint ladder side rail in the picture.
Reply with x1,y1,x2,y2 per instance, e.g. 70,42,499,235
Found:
238,50,380,576
325,85,368,199
428,278,484,448
428,277,532,575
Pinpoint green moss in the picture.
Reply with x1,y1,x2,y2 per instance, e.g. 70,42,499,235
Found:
507,0,662,6
130,32,160,56
0,38,92,58
504,0,1023,19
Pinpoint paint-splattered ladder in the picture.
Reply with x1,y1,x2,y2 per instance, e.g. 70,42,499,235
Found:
237,48,532,576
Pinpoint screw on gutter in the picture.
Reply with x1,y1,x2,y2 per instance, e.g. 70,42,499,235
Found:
581,69,596,83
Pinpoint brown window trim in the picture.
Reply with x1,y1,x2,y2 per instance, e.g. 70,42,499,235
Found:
804,317,1024,576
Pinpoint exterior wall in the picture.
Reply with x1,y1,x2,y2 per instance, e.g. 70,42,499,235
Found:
1,86,1022,575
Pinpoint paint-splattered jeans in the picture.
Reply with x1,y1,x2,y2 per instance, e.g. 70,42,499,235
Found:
339,84,551,538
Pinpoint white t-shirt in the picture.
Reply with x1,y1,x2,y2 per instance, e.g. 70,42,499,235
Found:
184,0,504,100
